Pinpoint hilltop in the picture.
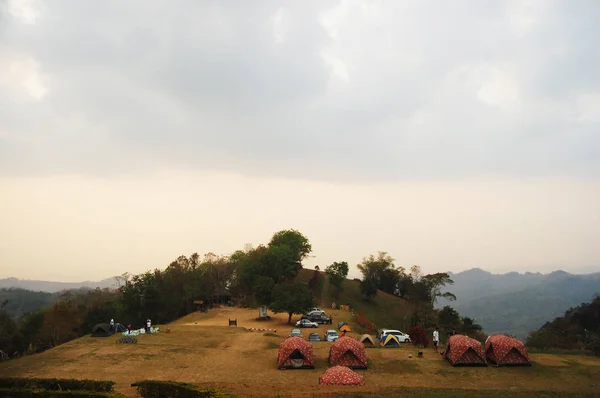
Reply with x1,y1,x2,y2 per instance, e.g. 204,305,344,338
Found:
296,268,413,331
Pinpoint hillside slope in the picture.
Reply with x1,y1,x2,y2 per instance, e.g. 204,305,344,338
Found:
297,268,412,331
438,268,600,339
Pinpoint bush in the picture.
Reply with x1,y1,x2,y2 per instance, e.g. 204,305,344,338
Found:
0,379,115,392
116,336,138,344
0,388,125,397
134,380,237,398
407,326,429,348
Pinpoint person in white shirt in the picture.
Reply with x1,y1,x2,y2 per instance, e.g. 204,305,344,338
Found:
109,318,114,332
433,326,440,351
146,319,151,333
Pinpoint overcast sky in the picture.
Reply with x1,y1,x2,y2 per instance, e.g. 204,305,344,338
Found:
1,0,599,282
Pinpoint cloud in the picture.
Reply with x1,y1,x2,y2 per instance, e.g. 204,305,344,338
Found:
0,0,599,181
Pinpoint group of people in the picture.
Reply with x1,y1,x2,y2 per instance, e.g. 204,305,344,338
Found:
108,318,152,334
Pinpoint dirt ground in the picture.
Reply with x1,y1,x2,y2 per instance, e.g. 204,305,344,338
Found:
1,308,599,397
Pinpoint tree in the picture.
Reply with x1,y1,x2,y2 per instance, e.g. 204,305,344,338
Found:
356,252,402,295
360,278,378,302
253,276,275,306
438,306,461,330
421,273,456,306
325,261,349,290
269,283,314,324
268,229,312,262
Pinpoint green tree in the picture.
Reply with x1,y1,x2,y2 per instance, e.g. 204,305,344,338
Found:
360,278,378,302
253,276,275,307
438,306,461,329
421,273,456,306
269,283,314,324
356,252,403,295
325,261,349,290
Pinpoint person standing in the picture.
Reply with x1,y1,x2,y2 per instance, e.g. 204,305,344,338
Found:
146,319,151,333
433,326,440,352
127,324,132,335
109,318,115,332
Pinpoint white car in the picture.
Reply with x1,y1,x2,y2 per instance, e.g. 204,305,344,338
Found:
380,329,411,343
295,319,318,328
307,308,326,316
324,330,339,342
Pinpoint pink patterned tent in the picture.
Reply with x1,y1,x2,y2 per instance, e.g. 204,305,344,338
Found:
485,335,531,366
277,336,314,369
444,334,486,366
329,336,368,369
319,366,365,385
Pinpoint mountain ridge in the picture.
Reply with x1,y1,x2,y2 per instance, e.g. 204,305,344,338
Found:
0,276,118,293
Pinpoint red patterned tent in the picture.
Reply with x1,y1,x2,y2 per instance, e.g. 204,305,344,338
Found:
485,335,531,366
277,336,315,369
319,366,365,385
444,334,486,366
329,336,368,369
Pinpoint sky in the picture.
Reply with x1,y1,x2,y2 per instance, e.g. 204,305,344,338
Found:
1,0,599,282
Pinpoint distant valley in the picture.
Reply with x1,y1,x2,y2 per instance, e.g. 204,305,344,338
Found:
438,268,600,339
0,277,118,293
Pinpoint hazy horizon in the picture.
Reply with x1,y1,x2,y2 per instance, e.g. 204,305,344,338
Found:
2,1,599,282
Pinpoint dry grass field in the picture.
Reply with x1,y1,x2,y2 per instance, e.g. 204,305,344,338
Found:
1,307,599,397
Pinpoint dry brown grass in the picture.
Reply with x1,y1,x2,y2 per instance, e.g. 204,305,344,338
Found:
1,307,599,397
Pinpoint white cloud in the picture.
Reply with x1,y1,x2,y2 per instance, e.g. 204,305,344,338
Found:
1,54,49,101
575,93,600,124
272,7,285,43
7,0,40,25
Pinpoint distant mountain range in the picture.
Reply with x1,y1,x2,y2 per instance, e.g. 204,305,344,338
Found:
0,277,118,293
437,268,600,339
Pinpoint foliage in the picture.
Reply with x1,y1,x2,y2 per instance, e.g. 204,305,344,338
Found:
135,380,236,398
357,252,401,297
359,278,378,302
325,261,349,291
0,288,55,318
407,326,429,348
252,277,275,307
438,306,461,330
353,310,377,333
269,283,313,324
526,294,600,355
0,378,115,392
0,389,125,397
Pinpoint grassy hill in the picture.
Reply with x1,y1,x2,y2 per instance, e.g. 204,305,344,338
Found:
1,307,599,397
296,268,412,331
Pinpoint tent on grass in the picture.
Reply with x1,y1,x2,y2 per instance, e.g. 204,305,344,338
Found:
444,335,486,366
319,366,365,385
485,335,531,366
329,336,368,369
277,337,315,369
91,323,114,337
359,334,376,347
114,323,126,333
380,334,400,347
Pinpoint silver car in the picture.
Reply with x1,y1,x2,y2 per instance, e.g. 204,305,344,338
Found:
324,329,339,342
290,328,303,338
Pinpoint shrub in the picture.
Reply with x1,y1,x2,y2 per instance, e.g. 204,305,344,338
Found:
0,388,125,397
0,379,115,392
134,380,237,398
116,336,138,344
408,326,429,348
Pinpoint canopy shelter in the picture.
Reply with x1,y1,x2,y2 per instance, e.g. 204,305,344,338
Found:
340,325,352,333
277,337,315,369
319,366,365,385
444,335,487,366
485,335,531,366
329,336,368,369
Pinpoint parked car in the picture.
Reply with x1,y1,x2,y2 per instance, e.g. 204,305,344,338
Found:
378,329,411,343
308,332,321,342
324,329,339,342
295,319,318,328
290,328,303,338
307,308,326,317
306,314,331,324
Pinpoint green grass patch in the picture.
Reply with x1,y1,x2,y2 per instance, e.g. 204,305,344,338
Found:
263,332,278,337
264,342,280,350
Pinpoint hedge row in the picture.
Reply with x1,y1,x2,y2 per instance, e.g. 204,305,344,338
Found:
134,380,237,398
0,379,115,392
0,388,125,398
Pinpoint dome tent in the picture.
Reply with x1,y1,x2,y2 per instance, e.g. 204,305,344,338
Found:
444,335,486,366
485,335,531,366
329,336,368,369
277,337,314,369
319,366,364,385
91,323,114,337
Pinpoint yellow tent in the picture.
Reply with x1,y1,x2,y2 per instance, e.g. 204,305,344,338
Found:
340,325,352,332
381,334,400,347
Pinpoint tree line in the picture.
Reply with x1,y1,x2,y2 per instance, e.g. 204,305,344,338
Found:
1,229,485,359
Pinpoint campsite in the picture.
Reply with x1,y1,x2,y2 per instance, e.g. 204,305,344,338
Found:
1,307,599,397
